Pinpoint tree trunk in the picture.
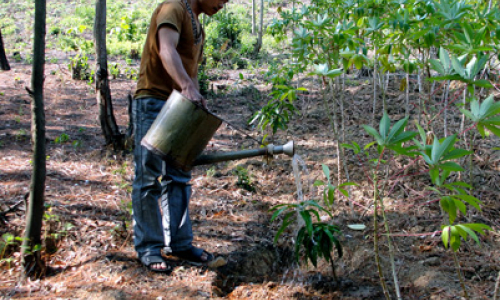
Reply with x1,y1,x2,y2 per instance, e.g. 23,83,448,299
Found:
252,0,256,35
94,0,124,150
22,0,47,279
0,28,10,71
253,0,264,55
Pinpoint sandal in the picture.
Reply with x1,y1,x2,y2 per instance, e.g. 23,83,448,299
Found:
171,246,214,266
139,255,171,273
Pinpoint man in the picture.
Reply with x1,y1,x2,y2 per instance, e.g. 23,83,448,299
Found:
132,0,228,272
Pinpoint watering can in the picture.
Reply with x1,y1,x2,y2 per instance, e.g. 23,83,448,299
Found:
141,90,295,171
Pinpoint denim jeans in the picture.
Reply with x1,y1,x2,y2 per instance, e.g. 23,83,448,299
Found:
132,97,193,258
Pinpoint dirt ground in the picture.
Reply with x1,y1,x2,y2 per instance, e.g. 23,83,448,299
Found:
1,59,499,300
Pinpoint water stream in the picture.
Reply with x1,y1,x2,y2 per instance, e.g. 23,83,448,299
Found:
280,153,318,285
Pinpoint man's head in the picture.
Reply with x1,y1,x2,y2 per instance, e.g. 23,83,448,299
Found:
196,0,229,16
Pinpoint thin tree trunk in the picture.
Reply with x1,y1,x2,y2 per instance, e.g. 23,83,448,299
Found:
443,80,450,136
252,0,256,35
22,0,47,279
405,72,410,118
372,45,378,125
253,0,264,55
94,0,124,150
0,29,10,70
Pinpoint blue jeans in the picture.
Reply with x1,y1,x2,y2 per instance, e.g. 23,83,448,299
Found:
132,97,193,258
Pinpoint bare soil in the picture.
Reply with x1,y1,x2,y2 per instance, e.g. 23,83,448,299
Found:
1,59,499,300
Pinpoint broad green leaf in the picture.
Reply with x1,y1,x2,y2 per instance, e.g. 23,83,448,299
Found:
313,180,325,186
451,55,466,78
274,212,295,243
363,125,383,144
454,199,467,215
390,131,418,144
456,225,480,245
364,141,377,150
432,135,456,163
484,116,500,125
416,123,426,143
438,162,464,172
322,164,330,182
465,223,492,235
429,168,439,184
484,124,500,138
429,59,445,75
453,194,482,211
459,108,477,122
471,80,493,88
379,112,391,139
441,149,472,161
450,226,461,251
439,47,451,71
387,117,408,142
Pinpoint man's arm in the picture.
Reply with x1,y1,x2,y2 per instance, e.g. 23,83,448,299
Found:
158,25,206,107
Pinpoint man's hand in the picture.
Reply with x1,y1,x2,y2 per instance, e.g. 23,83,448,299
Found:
181,86,207,108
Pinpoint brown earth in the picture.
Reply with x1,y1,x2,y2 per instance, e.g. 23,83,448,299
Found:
1,59,499,300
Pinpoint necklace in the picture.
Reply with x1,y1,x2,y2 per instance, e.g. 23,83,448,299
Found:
184,0,202,45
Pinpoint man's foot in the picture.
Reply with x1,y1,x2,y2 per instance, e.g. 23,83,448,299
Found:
139,255,171,273
171,246,214,266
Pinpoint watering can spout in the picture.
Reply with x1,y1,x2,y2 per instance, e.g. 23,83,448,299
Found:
192,141,295,167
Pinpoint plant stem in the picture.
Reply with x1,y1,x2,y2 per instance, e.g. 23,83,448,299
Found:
340,74,354,215
494,270,500,300
378,165,402,300
373,174,391,300
452,250,470,300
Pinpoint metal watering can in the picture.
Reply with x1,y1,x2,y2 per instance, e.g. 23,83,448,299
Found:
141,90,295,171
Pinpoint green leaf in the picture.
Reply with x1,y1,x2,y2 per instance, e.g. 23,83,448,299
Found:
300,210,313,237
364,141,377,150
484,116,500,125
456,224,480,245
471,79,493,88
439,47,451,71
484,124,500,138
450,226,461,251
441,226,450,249
454,198,467,215
429,59,445,75
429,168,439,184
451,56,466,78
363,125,383,144
459,108,477,122
313,180,325,186
465,223,492,235
390,131,418,144
387,117,408,142
274,211,296,243
438,162,464,172
416,123,426,143
441,149,472,161
432,135,456,163
322,164,330,182
453,194,482,211
379,112,391,139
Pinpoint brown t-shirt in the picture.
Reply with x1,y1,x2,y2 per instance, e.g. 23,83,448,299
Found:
134,0,204,100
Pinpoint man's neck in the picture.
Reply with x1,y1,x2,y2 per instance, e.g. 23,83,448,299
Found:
189,0,201,17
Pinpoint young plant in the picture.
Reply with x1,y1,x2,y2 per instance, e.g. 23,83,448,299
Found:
271,163,349,280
